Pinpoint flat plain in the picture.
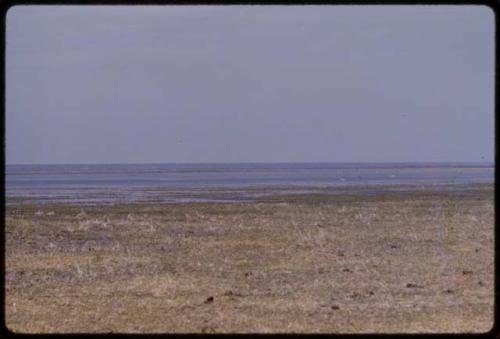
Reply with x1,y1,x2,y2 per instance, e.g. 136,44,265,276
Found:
5,183,494,333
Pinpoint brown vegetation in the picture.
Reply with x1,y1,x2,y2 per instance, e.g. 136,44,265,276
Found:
5,184,494,333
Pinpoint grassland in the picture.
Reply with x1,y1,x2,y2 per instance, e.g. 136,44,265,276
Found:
4,183,494,333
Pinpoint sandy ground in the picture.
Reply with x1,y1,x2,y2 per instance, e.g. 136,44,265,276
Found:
4,183,494,333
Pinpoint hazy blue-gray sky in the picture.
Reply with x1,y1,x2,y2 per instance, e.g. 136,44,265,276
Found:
6,5,495,164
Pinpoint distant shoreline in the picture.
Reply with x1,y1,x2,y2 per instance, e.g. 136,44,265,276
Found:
5,161,496,168
6,182,494,207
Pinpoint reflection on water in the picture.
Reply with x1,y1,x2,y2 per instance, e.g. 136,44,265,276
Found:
6,163,494,205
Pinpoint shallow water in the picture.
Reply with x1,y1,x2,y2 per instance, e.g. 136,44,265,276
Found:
5,163,494,205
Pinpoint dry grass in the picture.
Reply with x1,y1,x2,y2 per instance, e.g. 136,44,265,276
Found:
4,184,494,333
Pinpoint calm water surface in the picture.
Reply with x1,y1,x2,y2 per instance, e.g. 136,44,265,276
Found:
5,163,494,205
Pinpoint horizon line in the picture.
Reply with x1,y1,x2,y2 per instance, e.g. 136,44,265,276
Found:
5,160,495,166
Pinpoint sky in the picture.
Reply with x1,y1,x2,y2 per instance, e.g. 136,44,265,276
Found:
6,5,495,164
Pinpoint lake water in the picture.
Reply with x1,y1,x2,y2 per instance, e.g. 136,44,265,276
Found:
5,163,494,205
